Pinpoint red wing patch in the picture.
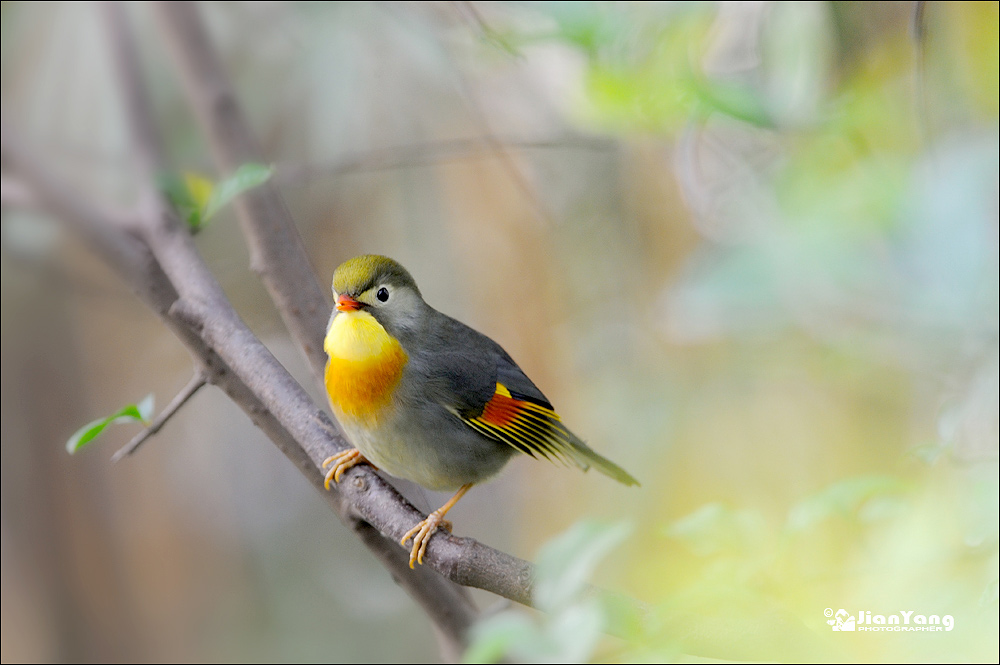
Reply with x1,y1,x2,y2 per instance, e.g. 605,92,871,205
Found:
478,388,523,428
464,383,584,469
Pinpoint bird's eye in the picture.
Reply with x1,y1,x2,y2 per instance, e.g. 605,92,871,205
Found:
376,287,390,302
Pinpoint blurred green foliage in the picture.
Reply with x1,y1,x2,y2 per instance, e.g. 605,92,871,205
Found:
463,2,998,662
465,521,634,663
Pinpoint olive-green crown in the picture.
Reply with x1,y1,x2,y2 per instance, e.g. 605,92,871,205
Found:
333,255,420,296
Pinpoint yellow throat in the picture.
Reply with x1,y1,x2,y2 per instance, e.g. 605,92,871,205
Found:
324,310,408,423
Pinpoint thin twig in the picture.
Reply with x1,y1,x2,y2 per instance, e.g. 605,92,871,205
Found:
440,3,562,228
277,136,613,187
457,76,555,228
455,1,523,57
911,1,930,147
112,371,207,462
102,2,167,182
911,1,927,44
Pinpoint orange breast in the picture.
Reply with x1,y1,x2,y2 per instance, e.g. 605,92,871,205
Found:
325,348,407,422
323,310,408,424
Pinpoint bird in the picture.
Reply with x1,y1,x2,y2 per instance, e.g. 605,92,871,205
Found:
321,254,639,567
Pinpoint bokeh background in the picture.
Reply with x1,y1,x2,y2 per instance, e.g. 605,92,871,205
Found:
2,1,997,662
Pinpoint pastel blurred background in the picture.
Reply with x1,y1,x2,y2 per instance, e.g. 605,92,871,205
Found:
2,2,996,662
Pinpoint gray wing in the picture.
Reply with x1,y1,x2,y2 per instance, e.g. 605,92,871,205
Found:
410,311,638,485
415,311,550,417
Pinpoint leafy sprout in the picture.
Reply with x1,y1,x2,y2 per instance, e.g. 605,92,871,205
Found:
158,163,273,232
65,394,154,454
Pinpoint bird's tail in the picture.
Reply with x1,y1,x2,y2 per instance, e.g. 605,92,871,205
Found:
563,430,640,487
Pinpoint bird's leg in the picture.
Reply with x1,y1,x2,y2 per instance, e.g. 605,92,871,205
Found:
322,448,374,489
401,483,472,568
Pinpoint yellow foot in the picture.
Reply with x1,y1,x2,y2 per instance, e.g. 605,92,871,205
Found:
322,448,368,489
401,513,453,568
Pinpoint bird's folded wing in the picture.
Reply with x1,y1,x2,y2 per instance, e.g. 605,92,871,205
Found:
428,319,639,486
462,381,587,469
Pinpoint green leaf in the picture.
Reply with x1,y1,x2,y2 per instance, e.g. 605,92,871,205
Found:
545,598,606,662
664,502,767,557
156,164,271,232
463,612,538,664
65,394,155,454
465,601,612,664
908,441,947,465
183,172,215,225
786,475,909,531
464,521,633,664
201,163,273,222
534,520,632,612
981,577,999,607
157,171,213,231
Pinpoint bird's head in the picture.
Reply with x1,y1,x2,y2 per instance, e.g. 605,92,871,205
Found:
331,255,425,336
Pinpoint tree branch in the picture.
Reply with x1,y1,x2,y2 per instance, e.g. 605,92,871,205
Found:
146,0,545,633
102,1,487,652
1,125,157,300
123,0,556,607
3,110,484,660
152,0,331,381
2,0,609,630
145,0,550,606
111,370,207,462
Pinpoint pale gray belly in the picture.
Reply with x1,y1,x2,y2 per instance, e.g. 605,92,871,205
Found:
335,404,515,491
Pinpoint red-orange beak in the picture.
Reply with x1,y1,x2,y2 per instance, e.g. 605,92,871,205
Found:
336,294,362,312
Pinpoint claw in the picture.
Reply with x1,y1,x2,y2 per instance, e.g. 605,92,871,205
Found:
401,515,453,568
322,448,367,489
399,483,471,568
